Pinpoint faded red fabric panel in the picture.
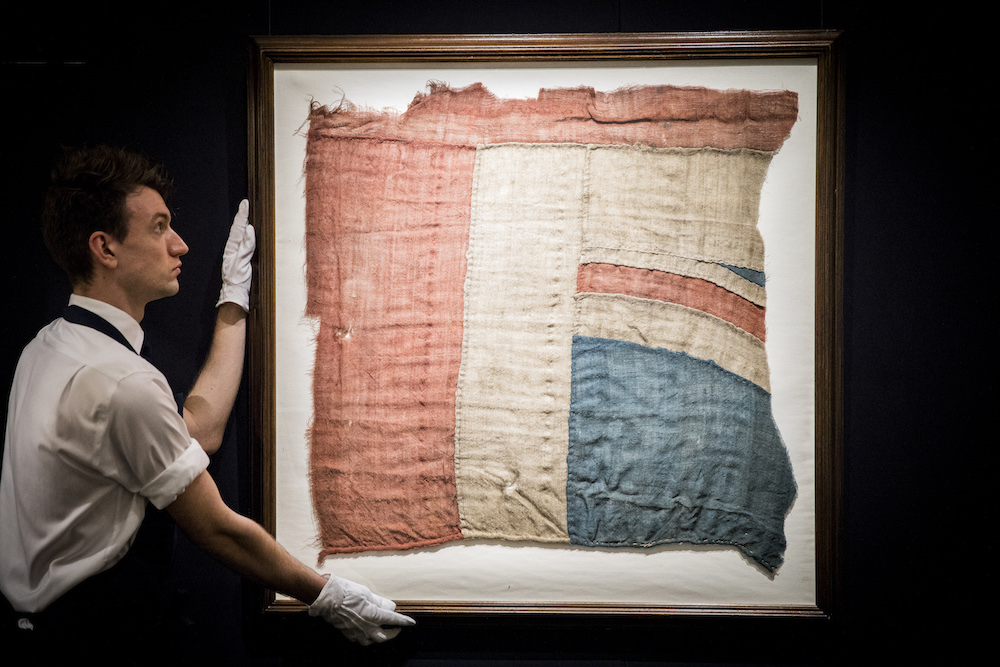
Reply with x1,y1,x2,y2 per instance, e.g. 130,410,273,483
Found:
304,134,473,556
309,83,799,151
577,263,766,341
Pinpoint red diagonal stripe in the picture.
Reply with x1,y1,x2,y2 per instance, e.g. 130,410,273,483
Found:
577,263,766,341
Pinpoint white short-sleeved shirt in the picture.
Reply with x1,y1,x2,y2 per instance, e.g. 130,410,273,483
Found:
0,295,209,612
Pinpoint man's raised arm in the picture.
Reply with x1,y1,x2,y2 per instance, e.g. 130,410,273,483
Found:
182,200,253,454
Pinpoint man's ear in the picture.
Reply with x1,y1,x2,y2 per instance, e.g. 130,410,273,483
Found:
88,231,118,270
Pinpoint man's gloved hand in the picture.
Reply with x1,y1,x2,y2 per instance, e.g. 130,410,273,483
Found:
217,199,255,311
308,575,415,646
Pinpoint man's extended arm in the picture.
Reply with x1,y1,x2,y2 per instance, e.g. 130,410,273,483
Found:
167,470,415,644
167,470,323,601
173,202,414,646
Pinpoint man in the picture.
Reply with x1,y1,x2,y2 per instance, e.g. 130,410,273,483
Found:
0,145,413,658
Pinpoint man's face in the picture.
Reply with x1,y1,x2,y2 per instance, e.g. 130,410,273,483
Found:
115,186,189,304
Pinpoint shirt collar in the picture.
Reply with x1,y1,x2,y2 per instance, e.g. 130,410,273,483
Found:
68,294,146,354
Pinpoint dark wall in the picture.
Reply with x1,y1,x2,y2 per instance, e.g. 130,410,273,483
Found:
2,2,985,665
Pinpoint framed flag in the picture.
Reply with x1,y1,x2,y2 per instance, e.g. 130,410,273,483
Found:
247,31,843,621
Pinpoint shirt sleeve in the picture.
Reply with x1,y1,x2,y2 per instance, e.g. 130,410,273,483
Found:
103,369,210,509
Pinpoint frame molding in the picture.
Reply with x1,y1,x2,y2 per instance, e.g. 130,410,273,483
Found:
246,30,843,624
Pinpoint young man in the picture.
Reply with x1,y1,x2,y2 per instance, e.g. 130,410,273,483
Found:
0,145,413,658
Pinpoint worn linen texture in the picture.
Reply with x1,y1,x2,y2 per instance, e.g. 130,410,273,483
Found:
576,263,766,341
584,146,773,271
454,144,585,541
568,336,796,572
575,293,773,392
304,136,471,555
304,82,798,570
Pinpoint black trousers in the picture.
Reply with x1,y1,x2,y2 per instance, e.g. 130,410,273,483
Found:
2,507,194,665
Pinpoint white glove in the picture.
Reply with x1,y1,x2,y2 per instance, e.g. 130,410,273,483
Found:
308,575,415,646
216,199,255,311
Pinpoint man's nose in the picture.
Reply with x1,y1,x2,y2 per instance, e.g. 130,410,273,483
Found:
171,230,189,256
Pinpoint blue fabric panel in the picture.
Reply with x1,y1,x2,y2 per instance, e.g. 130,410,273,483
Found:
567,336,797,572
719,263,766,287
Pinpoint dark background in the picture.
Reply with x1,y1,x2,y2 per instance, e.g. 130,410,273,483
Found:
2,2,988,665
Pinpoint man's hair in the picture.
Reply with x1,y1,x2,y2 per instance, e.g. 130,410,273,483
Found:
41,144,174,285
